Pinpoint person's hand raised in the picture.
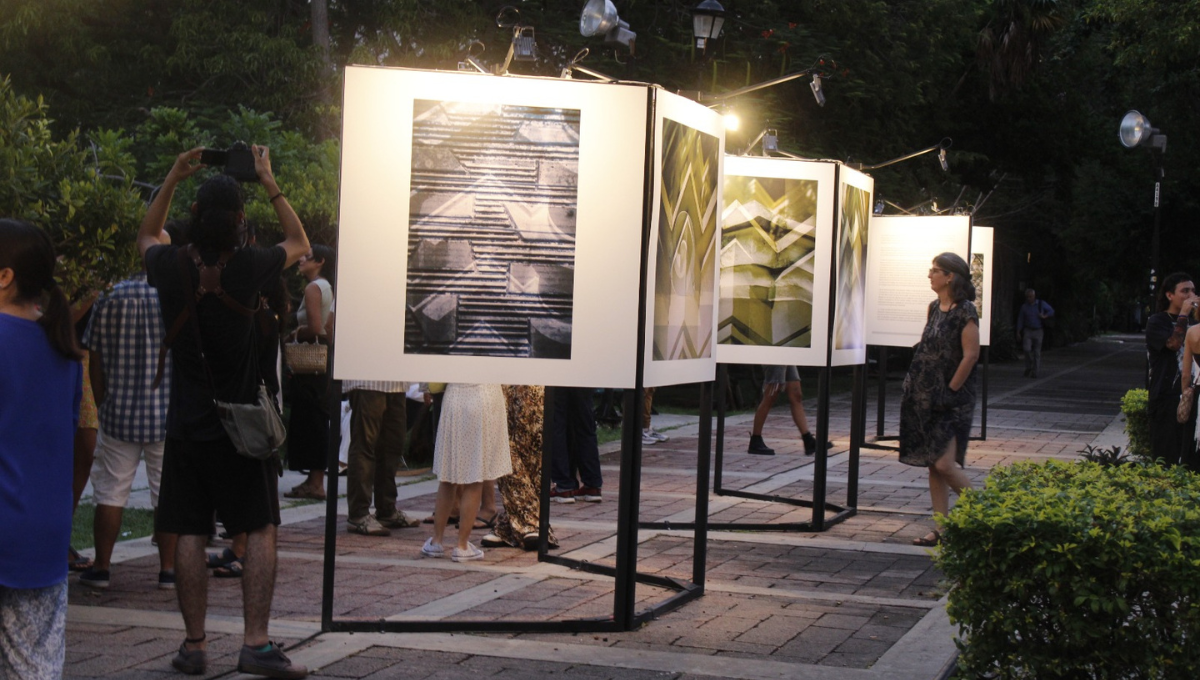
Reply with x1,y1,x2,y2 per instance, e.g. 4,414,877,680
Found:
252,144,275,183
166,147,206,183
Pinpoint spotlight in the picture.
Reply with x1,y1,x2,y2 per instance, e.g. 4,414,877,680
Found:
1120,110,1167,151
580,0,637,53
762,129,778,153
809,74,825,107
938,147,948,172
723,112,740,132
512,26,536,61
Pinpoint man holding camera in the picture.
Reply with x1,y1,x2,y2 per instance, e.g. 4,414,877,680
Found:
1145,272,1199,466
138,145,310,678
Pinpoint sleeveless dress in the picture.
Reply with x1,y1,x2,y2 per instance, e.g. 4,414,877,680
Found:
433,384,513,484
287,277,333,472
899,300,979,467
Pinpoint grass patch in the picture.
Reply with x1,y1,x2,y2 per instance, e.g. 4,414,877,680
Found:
70,502,156,550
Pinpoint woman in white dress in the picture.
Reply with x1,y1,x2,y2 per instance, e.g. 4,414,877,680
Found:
422,383,512,561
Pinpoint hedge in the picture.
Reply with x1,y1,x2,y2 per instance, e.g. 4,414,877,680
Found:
1122,388,1150,460
938,460,1200,678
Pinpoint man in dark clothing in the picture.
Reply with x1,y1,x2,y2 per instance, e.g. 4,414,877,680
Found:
1016,289,1054,378
138,147,310,679
549,387,603,503
1145,272,1199,466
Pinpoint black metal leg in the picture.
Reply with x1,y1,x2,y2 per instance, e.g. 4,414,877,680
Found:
320,379,341,632
714,364,727,494
537,386,557,559
613,387,644,630
693,381,712,588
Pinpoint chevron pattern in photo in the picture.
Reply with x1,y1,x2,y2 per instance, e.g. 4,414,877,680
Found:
653,118,719,362
833,183,870,350
405,99,580,359
719,175,818,347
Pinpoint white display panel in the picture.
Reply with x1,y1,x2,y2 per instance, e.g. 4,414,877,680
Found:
643,89,725,388
715,156,836,367
972,226,994,346
829,165,875,367
335,66,649,387
864,215,971,347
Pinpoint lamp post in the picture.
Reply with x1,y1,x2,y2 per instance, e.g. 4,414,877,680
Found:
690,0,726,54
1119,110,1167,316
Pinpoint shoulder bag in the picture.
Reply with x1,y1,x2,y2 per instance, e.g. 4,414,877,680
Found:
176,248,286,460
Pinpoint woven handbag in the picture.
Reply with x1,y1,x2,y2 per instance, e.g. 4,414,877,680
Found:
284,340,328,375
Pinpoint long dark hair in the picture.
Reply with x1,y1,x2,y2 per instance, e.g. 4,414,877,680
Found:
189,174,245,252
0,219,82,360
933,252,976,303
311,244,336,289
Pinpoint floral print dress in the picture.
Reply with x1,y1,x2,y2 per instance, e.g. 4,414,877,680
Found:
899,300,979,467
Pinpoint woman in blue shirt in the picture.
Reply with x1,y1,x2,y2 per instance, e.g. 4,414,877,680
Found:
0,219,83,679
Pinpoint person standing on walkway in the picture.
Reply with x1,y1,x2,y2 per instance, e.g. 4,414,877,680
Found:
1145,272,1199,466
549,387,603,503
139,147,310,678
1016,288,1054,378
0,219,83,680
899,253,979,547
284,245,334,501
747,365,824,456
342,380,421,536
78,263,177,591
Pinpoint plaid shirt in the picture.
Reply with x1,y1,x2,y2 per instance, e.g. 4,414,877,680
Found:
82,273,169,443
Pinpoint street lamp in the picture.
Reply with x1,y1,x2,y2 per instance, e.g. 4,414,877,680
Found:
1119,110,1167,311
690,0,726,54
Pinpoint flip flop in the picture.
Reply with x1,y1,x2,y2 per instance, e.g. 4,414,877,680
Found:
283,485,326,501
68,546,93,572
470,515,497,530
206,548,238,569
213,559,243,578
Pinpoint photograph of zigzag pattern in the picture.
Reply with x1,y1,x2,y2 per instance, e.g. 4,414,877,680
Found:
653,118,719,362
404,99,580,359
719,175,818,348
833,182,870,350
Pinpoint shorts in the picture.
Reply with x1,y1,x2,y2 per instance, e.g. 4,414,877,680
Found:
91,429,165,508
0,581,67,680
762,365,800,386
155,437,281,536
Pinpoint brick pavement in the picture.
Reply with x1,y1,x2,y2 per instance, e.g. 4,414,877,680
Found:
63,335,1145,679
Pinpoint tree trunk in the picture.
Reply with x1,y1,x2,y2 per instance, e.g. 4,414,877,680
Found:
311,0,330,65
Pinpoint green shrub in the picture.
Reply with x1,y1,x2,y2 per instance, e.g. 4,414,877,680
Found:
1122,388,1151,459
938,461,1200,678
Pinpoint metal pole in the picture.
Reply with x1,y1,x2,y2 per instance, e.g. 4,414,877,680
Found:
713,364,727,493
693,381,713,588
876,347,887,438
320,378,340,631
980,347,989,440
811,367,830,531
537,386,557,559
847,365,864,509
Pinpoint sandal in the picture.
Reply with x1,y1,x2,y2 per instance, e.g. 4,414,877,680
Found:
68,546,93,572
912,531,942,547
213,559,244,578
206,548,238,570
470,515,497,530
283,484,326,501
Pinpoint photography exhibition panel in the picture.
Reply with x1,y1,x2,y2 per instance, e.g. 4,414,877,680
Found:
829,165,875,367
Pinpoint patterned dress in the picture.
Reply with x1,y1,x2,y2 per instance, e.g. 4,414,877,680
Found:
433,384,513,484
899,300,979,467
492,386,559,549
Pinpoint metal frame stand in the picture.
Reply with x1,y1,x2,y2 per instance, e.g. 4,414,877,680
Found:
862,345,989,451
639,363,858,533
318,85,707,633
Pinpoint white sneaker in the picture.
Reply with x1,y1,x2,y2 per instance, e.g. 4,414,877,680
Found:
641,431,658,445
645,428,670,442
451,542,484,562
421,537,444,558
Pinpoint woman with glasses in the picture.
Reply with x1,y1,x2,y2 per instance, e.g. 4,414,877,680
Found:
899,253,980,546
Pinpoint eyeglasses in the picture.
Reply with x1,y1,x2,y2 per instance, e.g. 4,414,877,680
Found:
928,267,948,275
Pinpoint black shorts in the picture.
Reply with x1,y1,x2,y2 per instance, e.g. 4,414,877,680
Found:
155,437,281,536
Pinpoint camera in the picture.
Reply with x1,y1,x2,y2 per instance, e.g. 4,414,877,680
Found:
200,141,259,183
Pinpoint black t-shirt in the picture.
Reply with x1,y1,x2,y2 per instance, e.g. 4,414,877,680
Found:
1145,311,1194,401
147,244,287,441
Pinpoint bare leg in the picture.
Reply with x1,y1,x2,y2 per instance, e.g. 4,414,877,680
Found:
920,438,972,542
751,385,781,436
92,505,123,571
175,534,209,651
72,428,97,511
784,381,811,435
432,481,457,545
456,482,483,551
479,480,496,523
241,523,277,648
